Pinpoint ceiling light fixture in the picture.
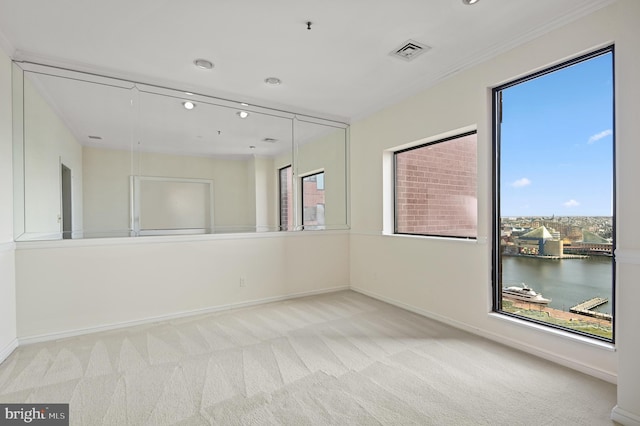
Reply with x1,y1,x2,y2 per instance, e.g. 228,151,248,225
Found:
264,77,282,85
182,101,196,110
462,0,479,4
193,58,214,69
237,111,249,119
240,102,249,106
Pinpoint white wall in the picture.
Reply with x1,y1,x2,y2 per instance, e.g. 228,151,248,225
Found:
139,151,254,231
21,76,83,238
0,45,17,362
297,127,348,228
15,232,349,339
349,1,639,423
83,147,256,235
251,156,276,231
82,147,133,236
608,1,640,423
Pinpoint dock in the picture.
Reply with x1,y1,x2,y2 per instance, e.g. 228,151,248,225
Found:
570,297,612,321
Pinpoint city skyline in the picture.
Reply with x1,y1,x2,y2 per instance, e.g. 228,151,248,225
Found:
500,51,614,217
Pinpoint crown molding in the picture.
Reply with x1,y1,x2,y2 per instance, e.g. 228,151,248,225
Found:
0,27,15,58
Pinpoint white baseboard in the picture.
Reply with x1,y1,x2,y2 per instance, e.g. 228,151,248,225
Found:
18,285,350,346
0,338,18,365
612,406,640,426
351,286,617,384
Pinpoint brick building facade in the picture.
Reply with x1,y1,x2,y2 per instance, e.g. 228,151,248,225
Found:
395,133,477,237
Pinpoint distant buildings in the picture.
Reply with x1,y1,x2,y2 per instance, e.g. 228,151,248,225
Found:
563,230,612,256
501,217,613,257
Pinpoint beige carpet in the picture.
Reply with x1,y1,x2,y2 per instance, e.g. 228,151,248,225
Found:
0,290,616,425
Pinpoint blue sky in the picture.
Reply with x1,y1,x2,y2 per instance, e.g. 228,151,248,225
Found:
500,51,614,217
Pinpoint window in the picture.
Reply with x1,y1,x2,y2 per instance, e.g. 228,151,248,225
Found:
493,47,615,341
394,132,477,238
279,166,293,231
302,171,325,229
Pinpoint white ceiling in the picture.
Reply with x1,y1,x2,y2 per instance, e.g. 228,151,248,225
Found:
0,0,615,123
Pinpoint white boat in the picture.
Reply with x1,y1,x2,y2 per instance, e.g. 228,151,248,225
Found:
502,284,551,304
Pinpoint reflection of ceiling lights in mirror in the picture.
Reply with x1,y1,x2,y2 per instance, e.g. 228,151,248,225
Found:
264,77,282,85
193,58,214,69
23,63,346,161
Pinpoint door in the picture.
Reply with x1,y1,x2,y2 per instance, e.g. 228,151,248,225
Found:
61,164,72,239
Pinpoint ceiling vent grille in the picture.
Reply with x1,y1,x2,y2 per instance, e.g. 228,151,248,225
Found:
390,40,431,61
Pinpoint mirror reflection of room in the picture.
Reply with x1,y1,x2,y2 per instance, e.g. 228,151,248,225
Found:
13,64,349,240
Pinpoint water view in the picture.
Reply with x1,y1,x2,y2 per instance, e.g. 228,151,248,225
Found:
496,48,614,339
502,255,613,315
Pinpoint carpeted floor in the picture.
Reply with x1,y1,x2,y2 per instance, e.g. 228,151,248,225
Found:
0,290,617,425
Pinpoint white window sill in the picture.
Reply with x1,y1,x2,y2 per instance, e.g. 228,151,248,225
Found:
381,232,487,245
14,229,351,250
488,311,616,352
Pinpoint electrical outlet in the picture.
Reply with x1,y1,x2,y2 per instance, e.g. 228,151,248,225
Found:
240,277,246,287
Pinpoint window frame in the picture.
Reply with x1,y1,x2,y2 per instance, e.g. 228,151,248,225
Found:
278,165,293,231
393,130,478,239
491,45,616,342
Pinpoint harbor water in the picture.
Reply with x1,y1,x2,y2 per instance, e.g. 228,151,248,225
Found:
501,255,613,315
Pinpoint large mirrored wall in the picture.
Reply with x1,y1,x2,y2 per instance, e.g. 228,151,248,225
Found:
12,62,349,240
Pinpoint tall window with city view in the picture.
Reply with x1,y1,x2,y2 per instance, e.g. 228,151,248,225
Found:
493,47,614,341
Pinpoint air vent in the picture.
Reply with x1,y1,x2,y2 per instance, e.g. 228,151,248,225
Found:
390,40,431,61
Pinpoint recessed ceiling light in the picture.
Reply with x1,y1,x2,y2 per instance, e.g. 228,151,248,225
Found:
240,102,249,106
462,0,479,4
237,111,249,119
184,92,194,96
249,145,256,149
182,101,196,110
193,58,214,70
264,77,282,85
262,138,278,143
